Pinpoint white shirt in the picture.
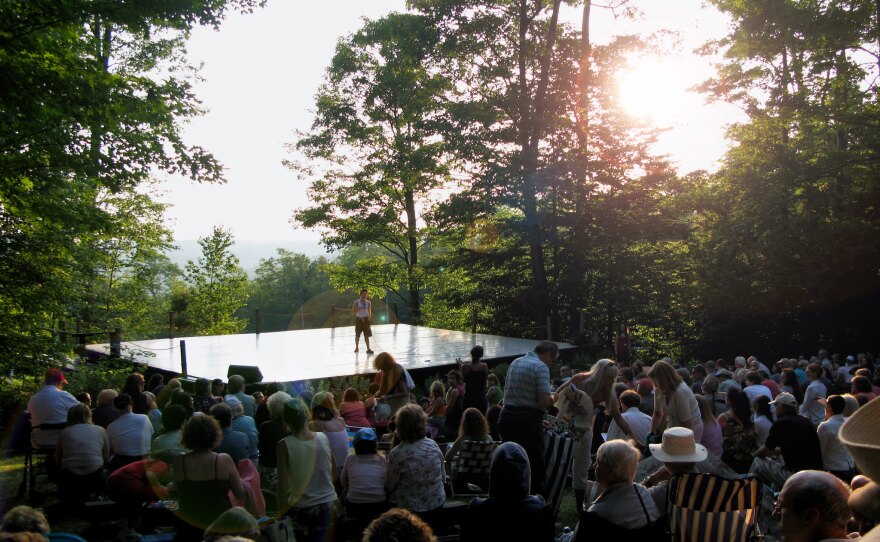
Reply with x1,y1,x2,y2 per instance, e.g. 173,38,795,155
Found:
817,414,854,472
836,365,855,385
28,385,80,448
607,407,653,446
800,380,828,425
353,298,371,318
743,384,773,404
754,415,773,449
107,411,153,456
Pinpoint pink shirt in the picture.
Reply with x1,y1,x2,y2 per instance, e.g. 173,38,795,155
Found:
339,401,371,428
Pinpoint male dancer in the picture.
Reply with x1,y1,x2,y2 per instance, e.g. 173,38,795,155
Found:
352,289,374,353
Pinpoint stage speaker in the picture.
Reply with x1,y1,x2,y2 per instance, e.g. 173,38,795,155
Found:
227,365,263,383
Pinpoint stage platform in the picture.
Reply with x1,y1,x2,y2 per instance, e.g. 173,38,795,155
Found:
86,324,573,383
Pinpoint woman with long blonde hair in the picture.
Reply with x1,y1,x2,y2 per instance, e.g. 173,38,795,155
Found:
556,358,636,513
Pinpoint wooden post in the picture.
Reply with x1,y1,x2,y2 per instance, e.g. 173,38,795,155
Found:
471,306,478,334
579,309,586,337
392,302,400,325
168,311,175,339
180,340,187,376
330,305,336,328
255,309,261,335
546,316,553,341
110,328,122,357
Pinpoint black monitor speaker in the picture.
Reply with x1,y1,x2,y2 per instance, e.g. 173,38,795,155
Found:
227,365,263,383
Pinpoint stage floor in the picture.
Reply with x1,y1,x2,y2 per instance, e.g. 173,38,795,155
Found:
86,324,572,383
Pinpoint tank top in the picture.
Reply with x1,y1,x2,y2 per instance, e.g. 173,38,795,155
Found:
282,432,337,509
175,454,232,530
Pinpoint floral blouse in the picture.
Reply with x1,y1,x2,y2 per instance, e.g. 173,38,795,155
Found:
386,437,446,512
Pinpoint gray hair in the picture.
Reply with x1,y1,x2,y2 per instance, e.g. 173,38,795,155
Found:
267,391,292,419
227,375,246,394
596,440,640,485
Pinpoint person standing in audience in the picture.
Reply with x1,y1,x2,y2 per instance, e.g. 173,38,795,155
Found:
277,397,338,542
801,363,828,425
106,393,154,472
444,369,465,437
373,352,410,420
816,395,855,482
649,360,703,442
749,392,823,490
499,341,559,495
460,345,489,414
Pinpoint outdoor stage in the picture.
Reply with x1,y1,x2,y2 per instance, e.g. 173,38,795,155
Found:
86,324,573,383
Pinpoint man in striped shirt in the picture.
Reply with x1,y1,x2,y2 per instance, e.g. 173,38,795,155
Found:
499,341,559,495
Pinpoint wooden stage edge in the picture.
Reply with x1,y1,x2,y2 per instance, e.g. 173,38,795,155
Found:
86,324,575,384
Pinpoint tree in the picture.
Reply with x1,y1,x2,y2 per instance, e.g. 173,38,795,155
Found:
0,0,265,370
184,227,250,336
247,250,330,332
290,13,454,323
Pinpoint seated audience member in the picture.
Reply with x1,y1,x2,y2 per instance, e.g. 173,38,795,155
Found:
147,373,164,396
760,370,780,397
486,405,502,441
340,387,372,428
841,394,860,417
851,375,877,402
753,395,774,448
28,368,79,452
92,389,120,429
1,506,50,538
255,382,281,428
56,403,109,503
173,414,246,539
816,395,855,482
75,391,92,407
225,396,259,463
853,368,880,396
122,372,150,415
107,393,154,473
444,407,493,492
641,427,707,512
341,427,388,517
690,365,707,394
749,392,823,490
607,390,653,446
584,440,660,531
105,459,171,514
364,382,385,429
150,404,189,464
276,397,338,542
486,373,504,407
743,371,773,403
463,442,549,542
801,363,828,425
210,402,250,464
635,378,654,416
227,375,256,418
169,388,194,415
775,470,856,542
212,379,226,400
424,381,446,433
257,390,292,489
386,404,446,514
203,506,259,542
695,395,723,457
362,508,437,542
716,368,741,394
145,391,162,434
701,376,727,416
310,391,350,477
193,377,219,414
780,368,804,403
719,388,759,474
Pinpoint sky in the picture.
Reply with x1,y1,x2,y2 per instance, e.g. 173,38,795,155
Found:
159,0,742,244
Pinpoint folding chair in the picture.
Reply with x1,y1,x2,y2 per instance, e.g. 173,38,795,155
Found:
542,429,574,519
667,472,764,542
449,440,497,496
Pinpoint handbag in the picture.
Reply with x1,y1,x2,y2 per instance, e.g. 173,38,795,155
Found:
374,400,392,422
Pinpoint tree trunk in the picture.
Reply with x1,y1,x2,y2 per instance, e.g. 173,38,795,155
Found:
404,187,421,323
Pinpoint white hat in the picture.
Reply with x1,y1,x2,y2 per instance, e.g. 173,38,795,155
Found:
770,392,797,408
649,427,708,463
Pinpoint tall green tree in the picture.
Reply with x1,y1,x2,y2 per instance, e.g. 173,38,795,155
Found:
184,227,250,336
290,13,454,323
0,0,264,369
247,250,330,331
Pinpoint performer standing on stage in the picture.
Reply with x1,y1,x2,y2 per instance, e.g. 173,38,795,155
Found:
352,289,374,354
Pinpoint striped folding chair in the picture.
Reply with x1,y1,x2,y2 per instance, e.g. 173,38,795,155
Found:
667,472,764,542
542,429,574,519
450,440,498,496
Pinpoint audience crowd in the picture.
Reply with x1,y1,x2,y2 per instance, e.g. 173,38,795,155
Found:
7,345,879,541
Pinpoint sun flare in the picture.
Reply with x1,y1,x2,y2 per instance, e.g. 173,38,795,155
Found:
616,60,686,122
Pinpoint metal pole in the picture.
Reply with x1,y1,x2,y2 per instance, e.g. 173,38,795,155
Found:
471,306,478,334
180,340,187,376
330,305,336,328
255,309,261,335
546,316,553,341
168,311,175,339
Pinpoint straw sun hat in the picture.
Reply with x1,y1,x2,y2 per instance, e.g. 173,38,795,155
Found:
648,427,708,463
839,396,880,483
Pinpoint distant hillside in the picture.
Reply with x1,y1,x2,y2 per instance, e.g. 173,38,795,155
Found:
166,239,329,274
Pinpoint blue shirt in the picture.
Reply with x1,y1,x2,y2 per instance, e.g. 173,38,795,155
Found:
215,428,250,464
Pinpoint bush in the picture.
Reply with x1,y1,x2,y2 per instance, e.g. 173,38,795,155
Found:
65,362,134,398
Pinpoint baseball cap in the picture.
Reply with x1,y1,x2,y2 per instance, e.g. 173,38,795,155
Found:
45,368,68,385
353,427,377,444
769,392,797,408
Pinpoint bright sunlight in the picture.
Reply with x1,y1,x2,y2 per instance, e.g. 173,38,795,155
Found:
616,57,688,123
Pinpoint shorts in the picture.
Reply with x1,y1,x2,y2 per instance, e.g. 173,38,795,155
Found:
355,317,372,337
